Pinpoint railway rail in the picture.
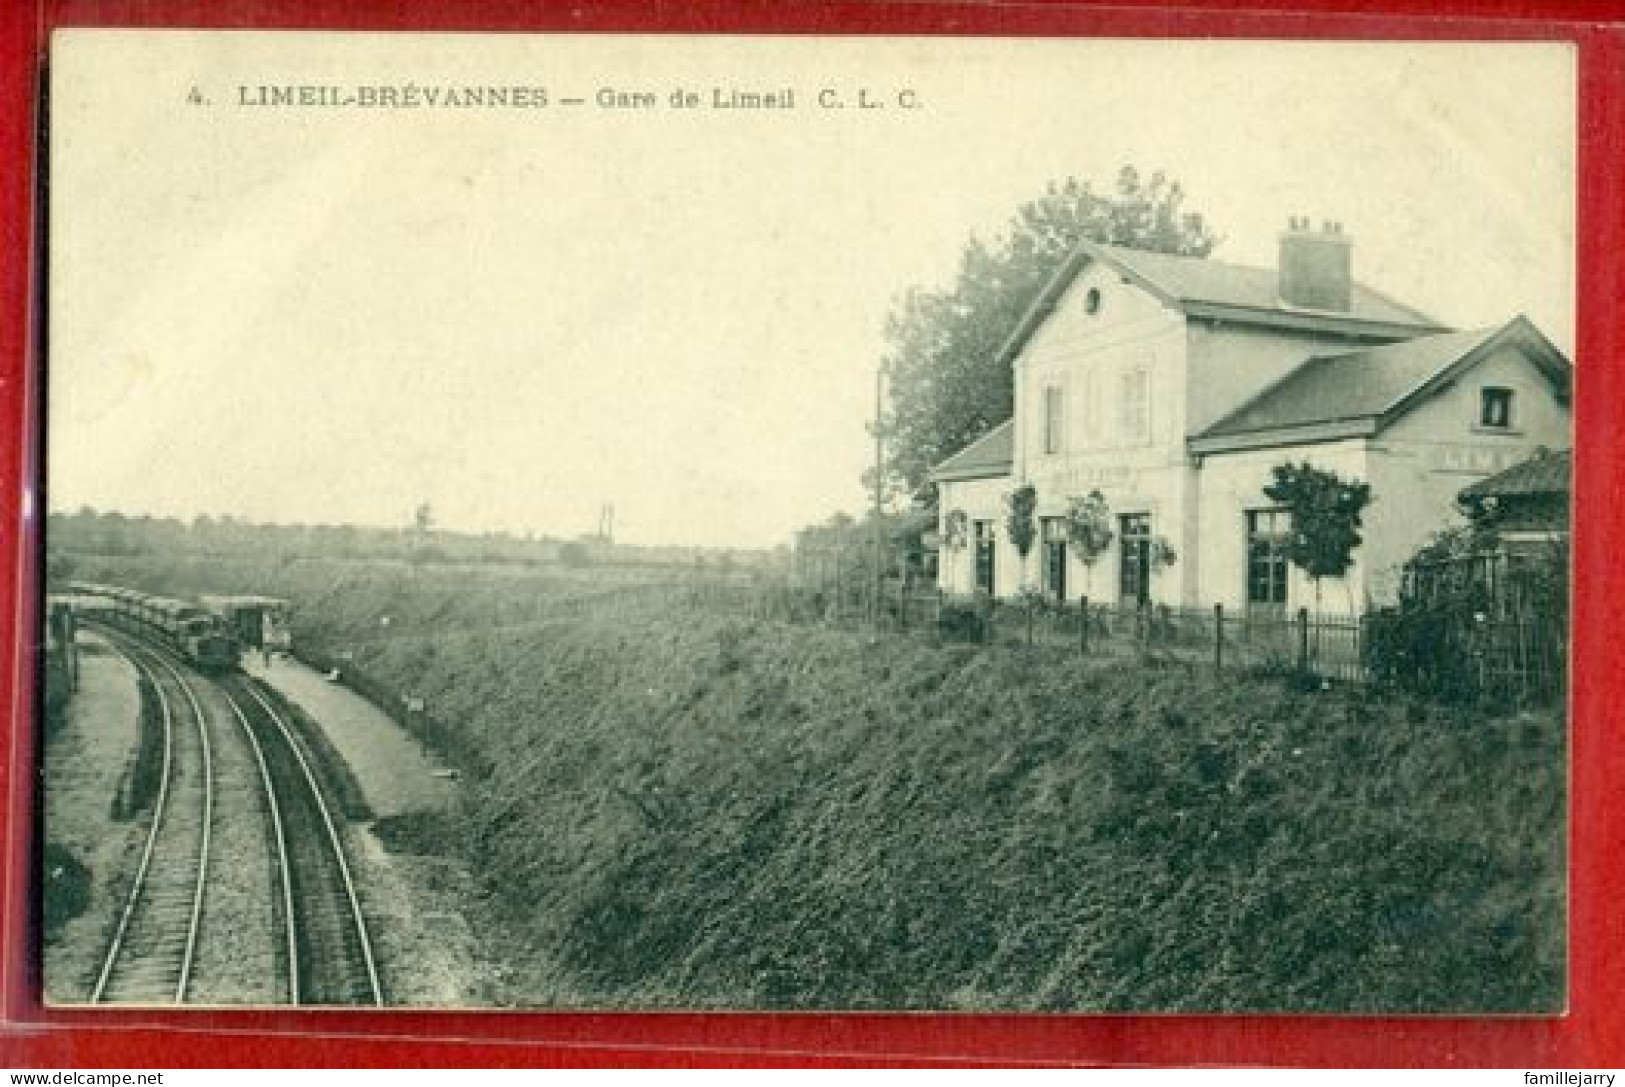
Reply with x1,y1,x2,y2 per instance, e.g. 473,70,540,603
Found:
87,624,383,1006
222,676,383,1006
91,635,213,1004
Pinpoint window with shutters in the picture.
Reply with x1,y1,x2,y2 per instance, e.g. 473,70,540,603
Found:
1119,367,1149,444
1042,385,1064,455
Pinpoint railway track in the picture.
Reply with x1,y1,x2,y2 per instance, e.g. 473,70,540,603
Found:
91,636,213,1004
221,676,383,1006
89,626,383,1006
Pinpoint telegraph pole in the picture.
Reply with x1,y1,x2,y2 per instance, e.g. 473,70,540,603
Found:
873,365,885,632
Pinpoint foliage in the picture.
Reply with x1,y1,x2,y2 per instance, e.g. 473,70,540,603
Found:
794,509,919,591
42,844,90,939
881,168,1219,501
935,599,988,643
1404,522,1568,618
1065,491,1115,590
1013,584,1049,612
44,550,77,587
559,541,593,568
406,502,438,568
113,672,164,822
1149,535,1179,572
1065,491,1115,564
1407,524,1488,571
42,640,73,736
360,609,1562,1011
1262,463,1373,599
46,508,777,573
1005,485,1038,559
1365,522,1569,704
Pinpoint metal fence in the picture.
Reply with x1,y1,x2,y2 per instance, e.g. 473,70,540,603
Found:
302,575,1566,709
1363,606,1566,706
947,598,1367,682
651,582,1565,704
543,579,1369,681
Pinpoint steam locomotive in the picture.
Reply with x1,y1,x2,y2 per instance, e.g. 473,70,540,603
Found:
68,582,241,674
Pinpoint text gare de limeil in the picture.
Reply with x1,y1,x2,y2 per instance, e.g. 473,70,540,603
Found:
233,84,919,110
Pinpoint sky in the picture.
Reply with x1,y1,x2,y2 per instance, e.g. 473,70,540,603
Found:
48,33,1576,548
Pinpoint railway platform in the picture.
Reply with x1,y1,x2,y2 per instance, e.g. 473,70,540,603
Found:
241,655,457,819
41,629,146,1003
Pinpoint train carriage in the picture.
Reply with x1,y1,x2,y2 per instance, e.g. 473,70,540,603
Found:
64,583,239,673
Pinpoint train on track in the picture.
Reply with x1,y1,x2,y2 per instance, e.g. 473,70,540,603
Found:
68,582,243,674
200,594,293,660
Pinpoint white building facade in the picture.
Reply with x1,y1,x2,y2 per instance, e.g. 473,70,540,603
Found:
930,222,1572,615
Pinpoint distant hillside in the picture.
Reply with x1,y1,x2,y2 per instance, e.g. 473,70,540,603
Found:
46,511,781,576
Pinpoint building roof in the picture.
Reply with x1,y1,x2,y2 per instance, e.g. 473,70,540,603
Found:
928,419,1013,483
1199,326,1500,437
1189,316,1572,455
1091,243,1441,329
991,238,1448,373
1459,448,1571,500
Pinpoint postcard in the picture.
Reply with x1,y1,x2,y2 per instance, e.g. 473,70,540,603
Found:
41,30,1574,1013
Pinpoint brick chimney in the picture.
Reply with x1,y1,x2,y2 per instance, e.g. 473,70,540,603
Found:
1278,216,1352,312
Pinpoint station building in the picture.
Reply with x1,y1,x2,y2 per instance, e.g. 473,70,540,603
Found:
928,219,1572,615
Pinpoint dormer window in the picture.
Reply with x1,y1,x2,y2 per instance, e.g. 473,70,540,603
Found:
1480,386,1514,429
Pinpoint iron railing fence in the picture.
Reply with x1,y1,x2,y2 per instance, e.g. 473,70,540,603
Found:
1363,606,1566,706
656,584,1565,704
956,598,1367,682
298,575,1567,715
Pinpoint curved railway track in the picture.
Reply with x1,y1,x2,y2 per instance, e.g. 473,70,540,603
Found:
91,636,213,1004
89,625,383,1007
220,677,383,1006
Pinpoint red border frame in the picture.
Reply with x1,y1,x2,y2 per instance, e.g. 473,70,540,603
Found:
4,1,1622,1068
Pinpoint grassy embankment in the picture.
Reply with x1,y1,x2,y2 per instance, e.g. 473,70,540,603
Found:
61,554,1567,1011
